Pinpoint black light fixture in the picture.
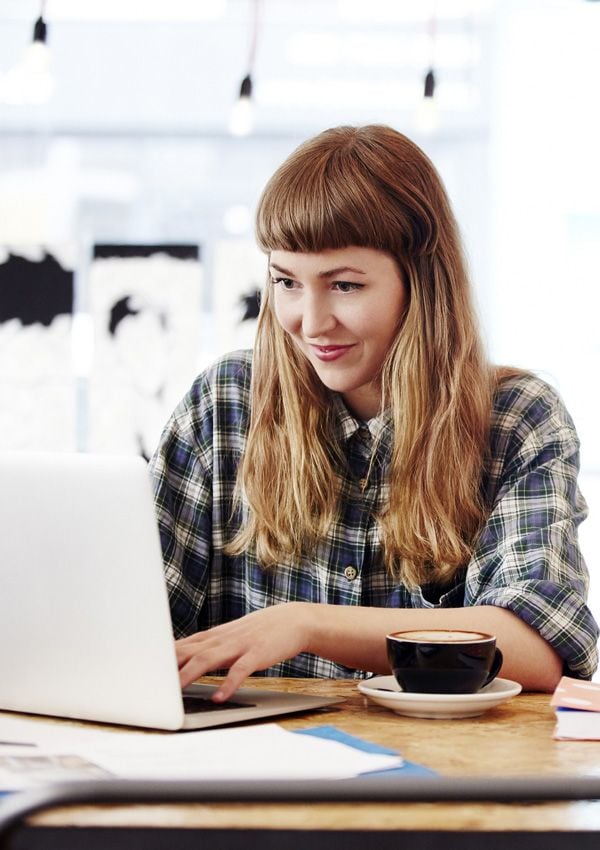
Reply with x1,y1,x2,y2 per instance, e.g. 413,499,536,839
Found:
424,68,435,99
239,73,253,100
33,12,48,45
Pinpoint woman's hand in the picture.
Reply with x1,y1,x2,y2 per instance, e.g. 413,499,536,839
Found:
175,602,315,702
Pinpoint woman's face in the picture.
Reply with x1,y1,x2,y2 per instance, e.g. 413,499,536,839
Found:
270,246,408,420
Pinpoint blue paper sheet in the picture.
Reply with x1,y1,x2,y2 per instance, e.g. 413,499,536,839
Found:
295,725,437,778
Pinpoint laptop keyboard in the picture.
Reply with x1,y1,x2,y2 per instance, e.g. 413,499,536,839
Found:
182,696,257,714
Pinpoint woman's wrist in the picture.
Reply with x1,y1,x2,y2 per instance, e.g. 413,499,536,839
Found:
295,601,325,657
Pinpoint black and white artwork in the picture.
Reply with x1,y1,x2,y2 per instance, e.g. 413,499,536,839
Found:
0,246,76,450
212,239,266,356
88,245,202,458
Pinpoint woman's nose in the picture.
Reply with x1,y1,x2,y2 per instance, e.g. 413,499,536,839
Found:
301,293,336,339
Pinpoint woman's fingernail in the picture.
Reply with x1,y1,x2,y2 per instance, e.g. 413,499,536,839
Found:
213,690,226,702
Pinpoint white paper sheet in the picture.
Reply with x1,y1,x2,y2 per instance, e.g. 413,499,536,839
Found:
0,715,402,789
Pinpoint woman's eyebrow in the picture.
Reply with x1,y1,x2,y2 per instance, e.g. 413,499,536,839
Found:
269,263,366,278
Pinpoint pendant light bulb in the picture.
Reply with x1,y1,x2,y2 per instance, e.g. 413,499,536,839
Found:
229,73,254,137
415,67,439,134
0,14,54,105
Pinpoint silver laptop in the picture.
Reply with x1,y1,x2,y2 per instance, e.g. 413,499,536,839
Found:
0,451,339,730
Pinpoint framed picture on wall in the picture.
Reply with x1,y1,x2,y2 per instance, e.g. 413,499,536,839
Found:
88,244,202,458
0,245,76,451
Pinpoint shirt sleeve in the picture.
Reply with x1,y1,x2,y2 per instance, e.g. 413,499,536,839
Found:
465,376,599,680
148,377,215,638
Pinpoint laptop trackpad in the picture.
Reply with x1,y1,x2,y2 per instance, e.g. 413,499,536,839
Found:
182,696,257,714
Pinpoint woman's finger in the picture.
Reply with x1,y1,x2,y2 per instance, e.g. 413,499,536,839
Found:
211,655,259,702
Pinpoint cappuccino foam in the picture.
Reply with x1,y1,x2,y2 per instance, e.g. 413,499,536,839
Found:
390,629,490,643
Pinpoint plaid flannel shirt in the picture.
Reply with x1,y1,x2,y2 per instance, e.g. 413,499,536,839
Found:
149,351,599,680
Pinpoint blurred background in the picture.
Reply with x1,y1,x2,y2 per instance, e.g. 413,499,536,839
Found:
0,0,599,610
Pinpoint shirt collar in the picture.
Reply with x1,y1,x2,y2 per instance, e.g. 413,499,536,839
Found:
330,392,394,447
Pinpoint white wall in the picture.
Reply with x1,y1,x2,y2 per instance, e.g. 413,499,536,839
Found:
487,0,600,617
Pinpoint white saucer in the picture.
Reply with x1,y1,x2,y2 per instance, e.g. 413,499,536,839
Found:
357,675,522,719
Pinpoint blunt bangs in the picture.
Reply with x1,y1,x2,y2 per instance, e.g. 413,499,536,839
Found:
255,127,407,257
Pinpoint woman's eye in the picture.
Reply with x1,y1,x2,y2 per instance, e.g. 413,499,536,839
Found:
334,281,363,293
271,277,296,290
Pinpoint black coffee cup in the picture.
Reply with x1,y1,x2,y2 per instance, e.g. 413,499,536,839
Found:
386,629,503,694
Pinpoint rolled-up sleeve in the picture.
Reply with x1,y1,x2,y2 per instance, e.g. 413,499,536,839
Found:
465,376,599,679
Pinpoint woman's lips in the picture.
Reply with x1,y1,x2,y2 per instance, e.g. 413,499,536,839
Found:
311,344,355,362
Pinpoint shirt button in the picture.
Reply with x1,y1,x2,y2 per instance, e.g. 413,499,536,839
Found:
359,477,368,488
344,565,358,581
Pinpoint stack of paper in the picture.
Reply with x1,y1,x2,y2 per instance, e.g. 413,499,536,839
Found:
551,676,600,740
0,715,404,791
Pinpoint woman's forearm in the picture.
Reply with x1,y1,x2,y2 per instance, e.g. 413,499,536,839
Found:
176,601,563,701
303,602,563,692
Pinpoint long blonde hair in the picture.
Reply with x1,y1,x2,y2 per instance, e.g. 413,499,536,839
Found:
227,125,494,587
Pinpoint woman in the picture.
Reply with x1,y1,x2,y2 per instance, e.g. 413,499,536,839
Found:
150,125,598,702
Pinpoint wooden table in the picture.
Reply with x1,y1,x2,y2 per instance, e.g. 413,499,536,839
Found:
4,677,600,848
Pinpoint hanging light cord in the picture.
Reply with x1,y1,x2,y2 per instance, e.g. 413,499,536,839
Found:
238,0,262,97
424,9,437,98
246,0,261,76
